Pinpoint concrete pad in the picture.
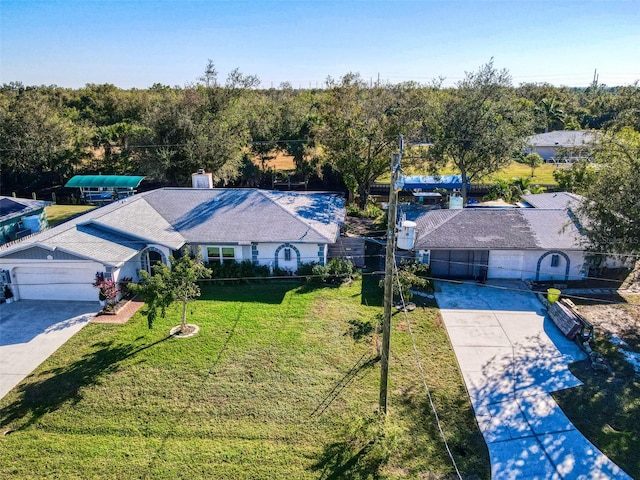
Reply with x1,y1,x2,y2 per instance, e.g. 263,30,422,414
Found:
452,345,513,373
516,395,575,436
477,398,534,442
489,436,560,480
540,430,633,479
0,300,98,400
435,281,629,479
446,325,512,347
436,310,500,327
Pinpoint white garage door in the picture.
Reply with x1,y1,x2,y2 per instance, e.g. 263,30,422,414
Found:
14,266,98,301
488,252,524,279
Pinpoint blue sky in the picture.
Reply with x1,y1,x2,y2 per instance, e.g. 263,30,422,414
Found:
1,0,639,88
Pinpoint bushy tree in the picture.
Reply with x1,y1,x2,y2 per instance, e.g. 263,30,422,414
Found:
314,73,405,207
423,60,533,204
524,152,544,177
578,127,640,253
131,250,211,330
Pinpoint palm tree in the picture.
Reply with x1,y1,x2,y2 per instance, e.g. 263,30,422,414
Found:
536,97,565,132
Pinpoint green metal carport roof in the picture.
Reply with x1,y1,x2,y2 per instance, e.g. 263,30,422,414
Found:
65,175,146,188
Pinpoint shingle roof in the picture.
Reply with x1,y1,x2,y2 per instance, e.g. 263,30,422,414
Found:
526,130,599,148
520,192,583,210
143,188,344,244
413,208,583,251
0,188,345,265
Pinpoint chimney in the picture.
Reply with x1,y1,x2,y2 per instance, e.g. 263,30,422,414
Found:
192,168,213,188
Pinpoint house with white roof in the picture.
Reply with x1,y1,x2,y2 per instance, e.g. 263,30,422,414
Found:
0,188,345,302
525,130,599,163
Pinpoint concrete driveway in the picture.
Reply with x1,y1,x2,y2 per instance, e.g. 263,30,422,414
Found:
0,300,98,400
435,280,631,480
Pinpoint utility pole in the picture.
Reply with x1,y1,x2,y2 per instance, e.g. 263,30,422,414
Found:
379,137,403,414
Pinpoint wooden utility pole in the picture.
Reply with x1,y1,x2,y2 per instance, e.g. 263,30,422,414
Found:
379,141,403,414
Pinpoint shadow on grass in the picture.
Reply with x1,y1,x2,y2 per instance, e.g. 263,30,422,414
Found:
200,281,301,304
395,385,490,478
0,336,171,432
311,415,391,480
310,353,379,418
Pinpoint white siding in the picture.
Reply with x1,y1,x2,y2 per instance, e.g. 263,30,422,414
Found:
488,251,524,279
487,249,585,281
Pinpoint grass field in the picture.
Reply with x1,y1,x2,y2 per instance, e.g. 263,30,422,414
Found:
46,205,96,227
0,279,489,479
377,161,560,185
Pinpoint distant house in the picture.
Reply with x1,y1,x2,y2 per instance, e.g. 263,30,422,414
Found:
525,130,599,163
0,196,51,245
0,188,345,302
402,208,585,281
519,192,583,210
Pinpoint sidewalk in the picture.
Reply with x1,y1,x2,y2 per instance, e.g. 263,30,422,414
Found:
435,280,632,479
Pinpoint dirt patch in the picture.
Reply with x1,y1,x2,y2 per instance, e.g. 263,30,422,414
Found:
577,301,640,351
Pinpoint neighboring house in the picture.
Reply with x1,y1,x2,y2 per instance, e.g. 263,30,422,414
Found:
519,192,584,210
0,188,345,302
525,130,599,163
403,208,585,281
0,196,51,245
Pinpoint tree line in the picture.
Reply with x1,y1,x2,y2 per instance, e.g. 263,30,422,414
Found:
1,61,639,251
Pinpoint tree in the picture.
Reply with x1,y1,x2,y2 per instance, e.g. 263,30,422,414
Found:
535,97,565,132
131,250,211,331
524,152,544,178
552,160,597,193
314,73,405,208
423,60,532,205
578,127,640,254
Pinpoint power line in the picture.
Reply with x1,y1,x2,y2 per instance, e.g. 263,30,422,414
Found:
392,259,463,479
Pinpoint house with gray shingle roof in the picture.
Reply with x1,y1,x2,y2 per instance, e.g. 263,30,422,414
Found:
0,188,345,302
525,130,599,163
403,208,586,281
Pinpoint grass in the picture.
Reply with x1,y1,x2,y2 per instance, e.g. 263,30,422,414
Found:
46,205,95,227
552,333,640,478
0,279,488,479
376,161,560,186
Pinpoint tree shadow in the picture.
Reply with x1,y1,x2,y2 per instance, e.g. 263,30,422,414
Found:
200,281,300,304
0,336,171,432
310,415,389,480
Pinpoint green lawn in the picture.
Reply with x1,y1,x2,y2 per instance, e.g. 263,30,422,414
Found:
0,279,488,479
377,161,559,185
45,204,95,227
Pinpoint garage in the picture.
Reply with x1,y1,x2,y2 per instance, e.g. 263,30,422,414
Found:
488,251,525,279
13,266,98,301
430,250,489,279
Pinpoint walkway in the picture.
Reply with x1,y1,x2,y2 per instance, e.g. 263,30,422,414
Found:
435,280,631,479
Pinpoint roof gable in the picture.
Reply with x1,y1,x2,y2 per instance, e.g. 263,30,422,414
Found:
414,208,583,251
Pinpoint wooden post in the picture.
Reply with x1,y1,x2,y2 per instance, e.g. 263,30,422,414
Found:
379,152,401,414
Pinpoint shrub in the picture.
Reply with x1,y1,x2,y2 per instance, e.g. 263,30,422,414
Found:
312,257,355,284
206,260,270,283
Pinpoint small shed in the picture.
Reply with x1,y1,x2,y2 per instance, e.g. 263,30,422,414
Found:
65,175,145,203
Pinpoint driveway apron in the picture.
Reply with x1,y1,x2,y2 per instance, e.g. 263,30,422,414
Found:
435,280,631,480
0,300,98,400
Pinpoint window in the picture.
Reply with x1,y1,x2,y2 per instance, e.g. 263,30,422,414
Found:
207,246,235,264
550,254,560,267
284,248,291,261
